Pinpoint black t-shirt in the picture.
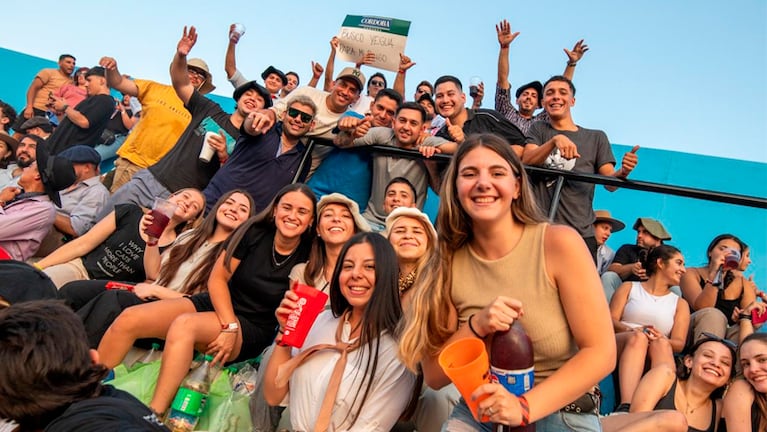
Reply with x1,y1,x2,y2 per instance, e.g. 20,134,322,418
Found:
81,204,147,282
47,94,115,154
148,91,239,192
105,107,132,135
436,108,527,145
612,244,644,282
45,385,169,431
229,225,312,328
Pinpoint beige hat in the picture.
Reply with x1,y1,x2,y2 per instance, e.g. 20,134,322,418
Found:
334,67,365,92
633,217,671,241
187,58,215,94
316,193,371,233
594,210,625,232
384,207,437,246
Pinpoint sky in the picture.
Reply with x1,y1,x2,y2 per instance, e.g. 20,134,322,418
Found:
1,0,766,164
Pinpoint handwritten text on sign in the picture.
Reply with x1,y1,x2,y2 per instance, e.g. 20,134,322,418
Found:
336,15,411,72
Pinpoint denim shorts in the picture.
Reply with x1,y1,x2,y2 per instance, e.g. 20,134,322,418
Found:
442,397,602,432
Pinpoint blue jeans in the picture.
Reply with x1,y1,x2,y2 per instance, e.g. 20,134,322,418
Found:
442,398,601,432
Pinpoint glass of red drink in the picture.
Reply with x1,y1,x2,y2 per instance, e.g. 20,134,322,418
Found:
723,247,741,270
144,197,178,246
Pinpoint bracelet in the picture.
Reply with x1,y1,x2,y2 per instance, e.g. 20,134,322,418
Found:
32,262,45,271
61,104,69,112
467,314,484,338
500,43,510,49
221,328,238,333
517,394,531,426
398,70,406,75
739,313,753,322
567,62,578,67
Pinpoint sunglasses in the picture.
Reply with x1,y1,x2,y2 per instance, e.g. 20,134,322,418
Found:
369,80,385,87
287,107,313,123
187,68,205,78
699,332,738,351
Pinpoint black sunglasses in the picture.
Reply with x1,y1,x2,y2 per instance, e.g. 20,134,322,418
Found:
699,332,738,351
369,80,385,87
287,107,313,123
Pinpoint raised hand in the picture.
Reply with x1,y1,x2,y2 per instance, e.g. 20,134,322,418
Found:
618,145,640,177
311,61,324,79
330,36,340,51
399,53,416,71
445,118,465,144
177,26,198,56
496,19,520,48
565,39,589,64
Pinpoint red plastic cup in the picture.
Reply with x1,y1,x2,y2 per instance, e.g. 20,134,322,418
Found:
281,282,329,348
723,248,741,270
144,198,177,246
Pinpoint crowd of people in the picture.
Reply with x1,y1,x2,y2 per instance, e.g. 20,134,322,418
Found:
0,18,763,432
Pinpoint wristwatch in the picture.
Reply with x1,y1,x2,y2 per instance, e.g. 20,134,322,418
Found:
221,322,239,332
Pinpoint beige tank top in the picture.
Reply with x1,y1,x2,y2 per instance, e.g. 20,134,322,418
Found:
451,223,577,382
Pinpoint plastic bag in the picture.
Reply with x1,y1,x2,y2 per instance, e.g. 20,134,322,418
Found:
196,368,253,432
106,359,162,406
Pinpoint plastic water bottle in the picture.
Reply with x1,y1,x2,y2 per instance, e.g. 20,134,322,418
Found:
490,321,535,431
130,342,161,367
165,354,214,432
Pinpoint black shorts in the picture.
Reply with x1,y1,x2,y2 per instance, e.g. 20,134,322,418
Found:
188,292,273,363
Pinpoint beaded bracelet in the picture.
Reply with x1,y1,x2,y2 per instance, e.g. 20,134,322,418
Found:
468,314,483,338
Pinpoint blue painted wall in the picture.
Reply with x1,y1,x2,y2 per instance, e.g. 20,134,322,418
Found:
3,47,765,288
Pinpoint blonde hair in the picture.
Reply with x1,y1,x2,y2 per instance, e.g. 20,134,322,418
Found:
398,134,546,371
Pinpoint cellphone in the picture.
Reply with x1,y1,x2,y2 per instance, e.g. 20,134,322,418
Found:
752,309,767,325
105,281,135,292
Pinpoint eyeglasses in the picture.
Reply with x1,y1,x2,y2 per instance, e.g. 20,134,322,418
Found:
415,88,431,95
699,332,738,351
287,107,313,123
187,68,205,78
369,80,385,87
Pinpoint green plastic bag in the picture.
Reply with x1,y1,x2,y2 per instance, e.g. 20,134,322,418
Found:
196,368,253,432
106,359,162,406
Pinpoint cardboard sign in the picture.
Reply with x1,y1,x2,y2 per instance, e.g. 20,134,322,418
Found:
336,15,411,72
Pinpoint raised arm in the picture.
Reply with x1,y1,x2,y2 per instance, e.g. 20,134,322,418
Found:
496,19,520,91
562,39,589,81
323,37,339,92
224,24,239,80
170,26,198,105
99,57,139,97
307,60,324,88
393,53,415,98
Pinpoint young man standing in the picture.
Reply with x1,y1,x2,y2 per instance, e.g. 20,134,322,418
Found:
15,54,76,131
522,76,639,259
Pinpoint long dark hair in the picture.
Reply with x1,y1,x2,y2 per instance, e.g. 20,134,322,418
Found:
223,183,317,270
679,335,736,399
156,190,255,295
704,233,745,289
327,232,402,428
740,333,767,429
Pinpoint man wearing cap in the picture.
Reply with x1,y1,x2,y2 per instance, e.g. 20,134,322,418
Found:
46,67,114,155
601,217,671,299
53,146,109,239
203,95,317,213
417,93,444,135
494,19,588,135
102,26,267,214
100,32,216,192
593,210,625,276
0,144,75,261
17,117,54,140
223,25,290,100
14,54,76,132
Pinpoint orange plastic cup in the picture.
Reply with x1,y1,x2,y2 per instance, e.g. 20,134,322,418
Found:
438,337,491,421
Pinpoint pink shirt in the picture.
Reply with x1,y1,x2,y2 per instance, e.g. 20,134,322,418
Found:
0,194,56,261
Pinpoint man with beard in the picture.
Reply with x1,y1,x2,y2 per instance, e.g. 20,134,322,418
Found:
0,134,43,188
342,102,452,230
102,26,268,214
0,144,75,261
203,96,317,213
46,67,115,155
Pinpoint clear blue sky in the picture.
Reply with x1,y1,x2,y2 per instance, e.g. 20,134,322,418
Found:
2,0,765,163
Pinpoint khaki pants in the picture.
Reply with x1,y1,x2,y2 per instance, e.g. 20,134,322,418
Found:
43,258,90,289
110,157,144,193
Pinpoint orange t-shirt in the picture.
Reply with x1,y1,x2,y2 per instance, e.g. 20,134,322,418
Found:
32,69,72,111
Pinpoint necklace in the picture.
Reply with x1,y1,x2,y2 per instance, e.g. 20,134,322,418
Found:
677,382,711,414
272,242,296,268
398,269,417,295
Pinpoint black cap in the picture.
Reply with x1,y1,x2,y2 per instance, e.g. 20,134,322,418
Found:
261,66,288,86
35,142,76,207
19,116,53,133
59,145,101,166
0,261,58,305
515,81,543,105
233,81,272,108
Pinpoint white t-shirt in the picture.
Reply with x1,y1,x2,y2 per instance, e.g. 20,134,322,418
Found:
288,311,416,431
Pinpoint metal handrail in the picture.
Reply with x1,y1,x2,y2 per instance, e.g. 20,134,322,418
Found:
355,144,767,210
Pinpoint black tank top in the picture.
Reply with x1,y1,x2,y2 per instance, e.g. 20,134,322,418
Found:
697,274,741,326
654,379,716,432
